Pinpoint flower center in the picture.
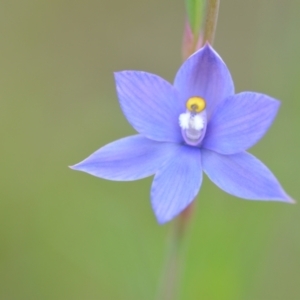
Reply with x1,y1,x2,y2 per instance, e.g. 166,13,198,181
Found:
179,97,207,146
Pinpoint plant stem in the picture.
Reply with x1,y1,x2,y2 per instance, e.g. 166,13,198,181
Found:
157,2,221,298
182,0,220,60
156,203,194,300
202,0,220,45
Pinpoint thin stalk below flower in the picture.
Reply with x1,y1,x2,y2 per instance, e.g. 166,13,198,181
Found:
157,1,221,299
155,204,193,300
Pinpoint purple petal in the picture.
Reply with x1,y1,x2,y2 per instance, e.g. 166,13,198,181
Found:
151,146,202,224
174,44,234,119
71,135,179,181
114,71,183,143
202,149,293,203
202,92,280,154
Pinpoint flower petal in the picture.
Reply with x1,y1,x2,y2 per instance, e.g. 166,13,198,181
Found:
71,135,179,181
151,146,202,224
114,71,183,143
202,92,280,154
174,44,234,119
202,149,293,202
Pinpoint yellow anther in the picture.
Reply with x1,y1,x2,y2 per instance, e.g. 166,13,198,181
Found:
186,97,206,113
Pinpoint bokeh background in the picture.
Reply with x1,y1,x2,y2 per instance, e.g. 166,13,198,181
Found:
1,1,300,299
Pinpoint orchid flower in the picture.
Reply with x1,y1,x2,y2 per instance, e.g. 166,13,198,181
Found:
71,45,293,224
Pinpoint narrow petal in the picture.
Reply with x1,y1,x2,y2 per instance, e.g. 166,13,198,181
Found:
202,92,280,154
115,71,183,143
202,149,293,202
174,44,234,119
71,135,179,181
151,146,202,224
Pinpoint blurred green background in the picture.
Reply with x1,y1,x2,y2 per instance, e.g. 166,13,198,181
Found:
0,1,299,299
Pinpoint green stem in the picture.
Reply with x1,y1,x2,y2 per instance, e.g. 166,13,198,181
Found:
156,204,194,300
182,0,220,60
202,0,220,45
157,2,221,298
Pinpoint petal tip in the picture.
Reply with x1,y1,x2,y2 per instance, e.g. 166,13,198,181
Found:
113,71,124,80
154,210,176,225
155,216,168,225
202,42,220,56
114,70,133,82
151,189,187,225
69,162,83,172
285,195,296,204
278,189,295,204
190,42,214,59
151,195,175,225
203,41,212,49
268,190,295,204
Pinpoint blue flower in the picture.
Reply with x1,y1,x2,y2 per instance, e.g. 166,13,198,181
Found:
71,45,293,224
